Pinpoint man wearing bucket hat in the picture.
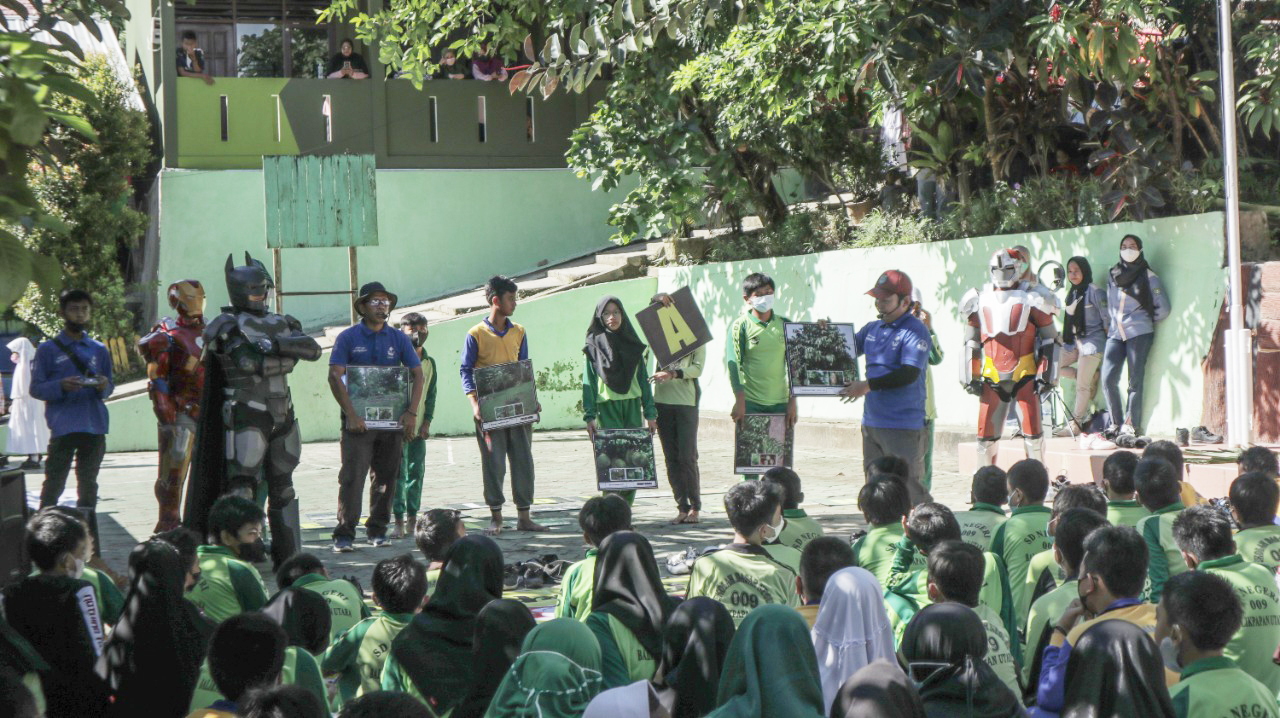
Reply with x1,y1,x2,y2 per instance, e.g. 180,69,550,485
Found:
841,270,934,505
328,281,425,552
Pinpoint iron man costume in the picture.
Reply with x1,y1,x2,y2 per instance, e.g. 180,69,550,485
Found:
137,280,206,532
961,248,1060,465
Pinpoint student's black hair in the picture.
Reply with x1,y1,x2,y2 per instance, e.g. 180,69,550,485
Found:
858,478,910,526
1101,450,1140,495
1161,571,1241,652
1134,457,1181,511
799,536,855,603
1080,525,1148,599
1143,440,1185,476
399,312,428,328
724,480,781,537
867,455,910,482
971,465,1008,506
578,494,632,547
372,554,428,614
58,288,92,309
275,553,326,589
207,495,266,544
1230,472,1280,526
339,37,355,49
415,508,464,562
905,503,962,554
154,527,199,571
741,272,775,297
1007,459,1049,503
1238,447,1280,479
1171,505,1236,562
0,669,37,718
208,613,288,702
25,508,87,571
484,275,518,305
927,540,985,607
1052,484,1107,518
1054,508,1110,577
337,692,434,718
762,467,802,510
181,30,198,41
243,683,326,718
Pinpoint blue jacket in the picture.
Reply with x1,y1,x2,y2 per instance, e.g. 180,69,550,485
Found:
1065,284,1110,355
29,332,114,438
1106,270,1170,341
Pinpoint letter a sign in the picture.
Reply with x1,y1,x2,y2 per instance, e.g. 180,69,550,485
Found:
635,286,713,369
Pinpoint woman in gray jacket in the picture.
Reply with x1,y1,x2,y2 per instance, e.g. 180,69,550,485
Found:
1059,256,1109,436
1101,234,1170,437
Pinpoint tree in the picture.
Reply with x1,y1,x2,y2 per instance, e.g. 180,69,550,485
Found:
786,323,855,380
237,26,331,78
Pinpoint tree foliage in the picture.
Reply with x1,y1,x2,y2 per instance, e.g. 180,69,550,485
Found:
237,27,330,78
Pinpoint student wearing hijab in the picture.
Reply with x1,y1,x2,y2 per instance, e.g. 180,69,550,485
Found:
1061,619,1175,718
1101,234,1170,438
455,599,537,718
705,604,825,718
811,567,895,713
97,539,208,718
1057,256,1109,438
828,661,926,718
381,534,504,711
585,531,677,688
583,295,657,504
486,618,604,718
899,603,1026,718
5,337,47,469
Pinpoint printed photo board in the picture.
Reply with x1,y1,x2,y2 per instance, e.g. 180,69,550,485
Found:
592,428,659,490
345,366,410,429
784,322,858,396
635,286,713,369
475,359,539,430
734,414,794,475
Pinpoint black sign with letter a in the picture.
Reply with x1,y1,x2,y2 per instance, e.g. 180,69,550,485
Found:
634,286,713,369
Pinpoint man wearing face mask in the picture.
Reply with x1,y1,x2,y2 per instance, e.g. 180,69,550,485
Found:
842,270,934,506
727,272,797,431
392,313,437,539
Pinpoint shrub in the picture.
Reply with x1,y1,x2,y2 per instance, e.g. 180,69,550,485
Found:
706,210,852,263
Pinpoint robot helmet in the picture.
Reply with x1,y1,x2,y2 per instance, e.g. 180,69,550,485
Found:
990,248,1023,289
225,252,275,315
167,279,206,318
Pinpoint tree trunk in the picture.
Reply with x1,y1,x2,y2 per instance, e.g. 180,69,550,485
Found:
983,76,1002,181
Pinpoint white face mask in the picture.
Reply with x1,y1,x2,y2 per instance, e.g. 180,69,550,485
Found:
749,294,776,314
764,516,784,542
1120,248,1141,263
72,556,85,579
1159,636,1182,672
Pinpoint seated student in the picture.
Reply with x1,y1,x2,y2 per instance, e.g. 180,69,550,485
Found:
323,554,428,706
326,39,369,79
924,540,1022,700
1238,446,1280,480
42,506,125,626
2,509,108,715
470,41,508,81
763,467,824,552
1022,508,1109,701
899,603,1024,718
1060,619,1178,718
415,507,466,592
1159,572,1280,718
686,481,800,626
337,691,434,718
851,477,922,588
796,536,855,626
1098,450,1149,528
456,599,537,718
556,495,631,621
432,48,469,80
1022,484,1107,614
242,684,326,718
585,531,676,689
953,465,1008,551
989,458,1052,634
810,566,895,712
1135,457,1190,602
1232,473,1280,572
1145,439,1207,507
277,552,371,644
188,496,269,623
0,670,39,718
187,613,288,718
866,455,910,484
1171,505,1280,695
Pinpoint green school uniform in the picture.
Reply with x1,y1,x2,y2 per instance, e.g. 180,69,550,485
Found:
1236,524,1280,574
990,504,1052,633
291,573,372,644
189,646,327,712
776,509,824,553
1023,547,1064,611
975,602,1023,701
727,312,791,409
1106,499,1150,529
1171,655,1280,718
186,544,268,623
1138,502,1188,602
583,357,657,503
652,345,705,406
851,524,925,589
1023,578,1077,689
555,548,597,621
321,611,412,705
954,504,1008,551
1198,554,1280,696
585,611,657,689
763,542,803,575
81,566,124,626
685,544,800,626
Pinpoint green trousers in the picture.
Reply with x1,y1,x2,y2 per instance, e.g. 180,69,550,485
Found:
394,437,426,519
922,419,935,493
596,398,643,505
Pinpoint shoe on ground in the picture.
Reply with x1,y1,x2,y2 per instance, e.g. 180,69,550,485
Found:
1053,425,1076,438
19,459,40,470
1115,433,1140,449
369,535,390,547
1079,433,1117,451
1119,424,1137,437
1191,426,1223,444
332,538,354,553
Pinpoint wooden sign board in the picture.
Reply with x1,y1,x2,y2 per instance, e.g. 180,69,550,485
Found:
634,286,713,369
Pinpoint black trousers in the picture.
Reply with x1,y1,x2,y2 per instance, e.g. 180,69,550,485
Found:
656,403,701,512
40,432,106,554
334,429,404,540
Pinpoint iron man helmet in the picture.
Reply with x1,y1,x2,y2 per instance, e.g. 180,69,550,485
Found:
168,279,206,317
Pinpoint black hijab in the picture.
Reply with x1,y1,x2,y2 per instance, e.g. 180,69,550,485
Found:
584,295,648,395
652,596,735,718
1109,235,1156,316
390,534,505,711
455,598,537,718
263,586,332,656
829,661,926,718
899,603,1025,718
591,531,677,660
96,540,208,718
1063,256,1092,346
1062,619,1175,718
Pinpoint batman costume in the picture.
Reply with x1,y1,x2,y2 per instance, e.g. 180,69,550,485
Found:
184,253,322,567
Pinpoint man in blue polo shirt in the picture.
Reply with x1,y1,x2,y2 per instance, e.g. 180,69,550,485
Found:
30,289,114,555
328,282,425,552
841,270,933,506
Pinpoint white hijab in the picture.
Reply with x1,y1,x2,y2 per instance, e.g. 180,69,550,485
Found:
811,566,898,713
5,337,49,454
583,680,663,718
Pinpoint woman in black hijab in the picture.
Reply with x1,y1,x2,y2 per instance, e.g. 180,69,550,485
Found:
96,539,208,718
585,531,678,689
1059,256,1107,433
582,295,657,503
899,603,1026,718
1062,619,1174,718
828,661,926,718
382,534,504,710
263,587,332,657
454,598,537,718
1101,233,1170,437
652,597,735,718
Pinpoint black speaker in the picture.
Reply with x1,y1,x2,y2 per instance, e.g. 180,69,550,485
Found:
0,468,29,589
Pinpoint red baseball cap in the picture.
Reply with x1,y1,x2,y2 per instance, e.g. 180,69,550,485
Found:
867,270,913,299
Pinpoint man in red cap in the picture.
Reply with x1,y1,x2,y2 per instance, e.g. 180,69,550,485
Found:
841,270,934,505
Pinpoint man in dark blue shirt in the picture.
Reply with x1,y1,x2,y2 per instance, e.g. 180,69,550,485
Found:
29,289,114,554
328,282,424,552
